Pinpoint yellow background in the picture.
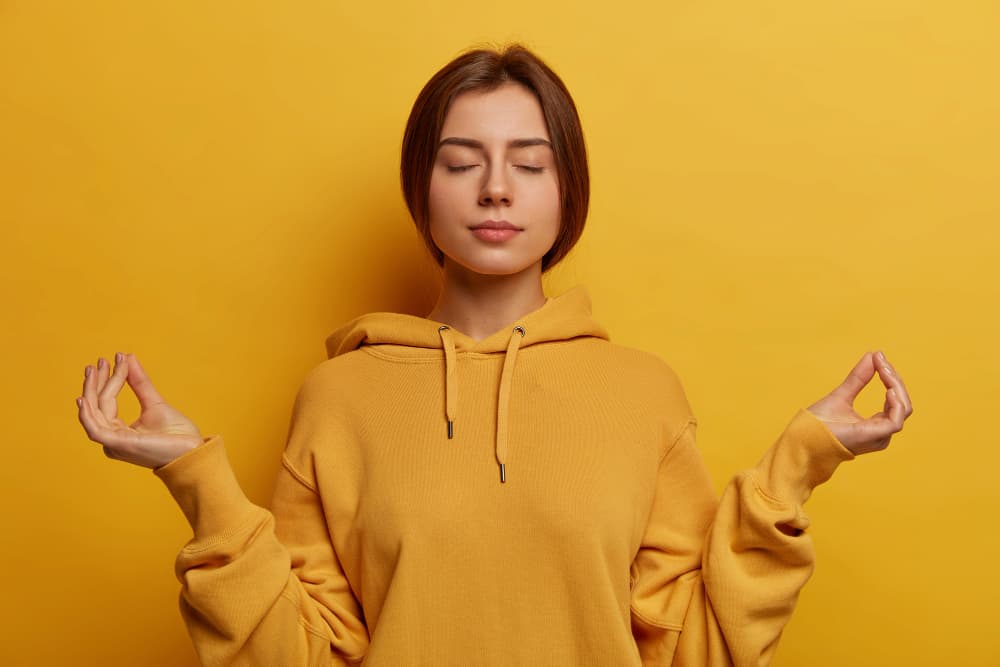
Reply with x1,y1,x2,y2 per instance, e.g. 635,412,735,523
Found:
2,1,997,664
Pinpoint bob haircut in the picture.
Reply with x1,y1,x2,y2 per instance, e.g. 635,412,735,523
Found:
400,44,589,273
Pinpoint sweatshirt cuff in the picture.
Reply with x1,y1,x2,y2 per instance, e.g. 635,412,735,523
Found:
152,435,258,539
753,409,856,504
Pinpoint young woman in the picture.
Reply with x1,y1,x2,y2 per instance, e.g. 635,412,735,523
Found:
77,45,912,666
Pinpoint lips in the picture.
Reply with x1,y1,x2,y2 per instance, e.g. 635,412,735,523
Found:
469,220,522,243
469,220,522,231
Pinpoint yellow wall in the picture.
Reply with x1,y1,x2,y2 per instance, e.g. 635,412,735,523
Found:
2,1,997,665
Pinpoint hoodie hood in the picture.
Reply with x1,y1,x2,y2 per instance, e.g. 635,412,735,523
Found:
324,285,609,484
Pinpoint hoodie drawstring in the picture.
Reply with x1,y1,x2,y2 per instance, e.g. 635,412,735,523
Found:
436,324,526,484
495,325,525,483
437,325,457,439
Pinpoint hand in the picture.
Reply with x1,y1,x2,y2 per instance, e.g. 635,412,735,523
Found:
806,350,914,456
77,352,204,468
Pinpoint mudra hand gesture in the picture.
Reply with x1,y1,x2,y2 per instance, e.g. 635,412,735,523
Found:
806,350,913,456
76,353,202,468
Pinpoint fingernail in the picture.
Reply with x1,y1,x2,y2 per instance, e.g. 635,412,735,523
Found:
115,352,123,364
76,397,82,407
85,366,92,377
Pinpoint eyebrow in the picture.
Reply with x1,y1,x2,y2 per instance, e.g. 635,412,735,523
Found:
438,137,552,150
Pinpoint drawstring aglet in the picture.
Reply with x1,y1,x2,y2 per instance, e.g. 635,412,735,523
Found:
447,420,454,439
499,463,506,483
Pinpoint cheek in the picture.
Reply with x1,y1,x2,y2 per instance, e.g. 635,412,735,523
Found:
426,176,460,249
536,178,562,228
427,175,457,223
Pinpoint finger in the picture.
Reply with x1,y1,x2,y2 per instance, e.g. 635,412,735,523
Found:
870,389,904,427
78,392,130,449
77,393,100,441
830,352,876,404
125,354,166,409
94,357,110,396
82,363,99,411
852,415,896,451
886,388,905,430
874,351,914,420
887,354,914,418
98,352,129,420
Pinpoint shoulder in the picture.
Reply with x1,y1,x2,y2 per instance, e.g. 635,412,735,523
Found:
301,344,402,393
281,353,372,477
605,340,683,380
603,340,690,395
575,338,695,423
282,352,374,433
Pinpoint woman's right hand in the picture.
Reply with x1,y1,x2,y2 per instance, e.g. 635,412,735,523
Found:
77,352,204,469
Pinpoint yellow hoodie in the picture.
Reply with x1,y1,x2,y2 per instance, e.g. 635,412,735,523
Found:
154,285,855,666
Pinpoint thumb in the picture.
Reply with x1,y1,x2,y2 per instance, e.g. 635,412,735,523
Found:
829,351,876,404
125,354,167,409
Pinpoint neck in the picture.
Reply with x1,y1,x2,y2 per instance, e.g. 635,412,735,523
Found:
426,260,546,341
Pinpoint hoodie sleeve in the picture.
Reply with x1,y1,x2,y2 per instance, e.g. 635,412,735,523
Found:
153,393,370,665
629,409,855,666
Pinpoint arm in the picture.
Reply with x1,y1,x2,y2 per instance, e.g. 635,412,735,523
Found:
631,411,852,666
630,351,912,666
154,434,369,666
77,353,369,665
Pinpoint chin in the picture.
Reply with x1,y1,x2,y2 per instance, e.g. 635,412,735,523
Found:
444,252,542,278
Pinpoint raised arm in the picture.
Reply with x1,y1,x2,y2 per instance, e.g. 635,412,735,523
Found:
77,353,370,665
630,351,912,666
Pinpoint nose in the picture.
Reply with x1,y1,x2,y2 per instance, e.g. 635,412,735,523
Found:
478,164,512,207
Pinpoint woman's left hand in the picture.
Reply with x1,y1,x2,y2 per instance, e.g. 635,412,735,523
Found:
806,350,914,456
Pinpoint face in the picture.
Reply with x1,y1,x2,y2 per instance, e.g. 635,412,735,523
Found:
428,82,561,277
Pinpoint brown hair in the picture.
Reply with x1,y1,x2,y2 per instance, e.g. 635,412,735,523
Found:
400,44,589,273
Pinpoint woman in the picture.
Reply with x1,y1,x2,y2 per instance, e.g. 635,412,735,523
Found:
77,45,912,666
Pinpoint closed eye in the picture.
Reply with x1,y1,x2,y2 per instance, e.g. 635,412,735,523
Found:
515,165,544,173
447,165,479,173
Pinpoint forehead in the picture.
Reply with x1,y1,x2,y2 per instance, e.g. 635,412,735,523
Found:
440,83,550,143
